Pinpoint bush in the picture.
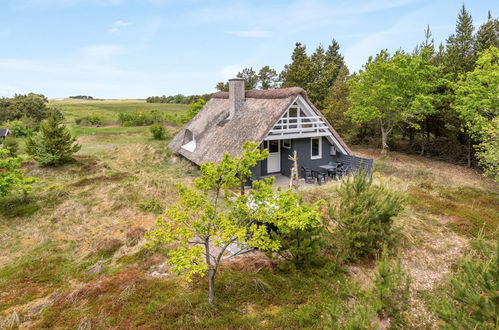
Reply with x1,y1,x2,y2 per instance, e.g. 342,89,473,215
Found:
1,137,19,157
4,117,38,137
436,239,498,329
328,171,403,261
26,111,81,167
150,124,167,140
373,253,411,326
118,111,156,126
75,115,103,126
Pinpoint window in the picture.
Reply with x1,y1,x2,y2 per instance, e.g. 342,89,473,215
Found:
311,137,322,160
282,139,291,149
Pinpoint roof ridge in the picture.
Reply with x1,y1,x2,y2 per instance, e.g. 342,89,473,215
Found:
212,87,306,100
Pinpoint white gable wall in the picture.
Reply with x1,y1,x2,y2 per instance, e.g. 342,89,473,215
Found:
264,95,348,154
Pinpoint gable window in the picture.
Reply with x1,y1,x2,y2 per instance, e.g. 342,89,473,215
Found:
311,137,322,160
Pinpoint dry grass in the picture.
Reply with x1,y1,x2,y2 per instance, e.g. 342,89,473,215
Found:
0,125,497,328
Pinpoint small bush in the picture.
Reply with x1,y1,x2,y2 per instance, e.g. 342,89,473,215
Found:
26,111,81,167
138,198,165,214
4,117,38,137
118,111,157,126
150,124,167,140
436,238,498,329
76,115,103,126
328,171,404,261
373,253,411,326
1,137,19,157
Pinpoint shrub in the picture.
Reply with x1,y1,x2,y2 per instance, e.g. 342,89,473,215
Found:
2,137,19,157
0,148,36,198
150,124,167,140
118,111,155,126
373,253,411,326
26,111,81,167
4,117,38,137
75,115,103,126
436,239,498,329
328,171,403,261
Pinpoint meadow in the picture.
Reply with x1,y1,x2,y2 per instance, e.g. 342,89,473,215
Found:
0,99,497,329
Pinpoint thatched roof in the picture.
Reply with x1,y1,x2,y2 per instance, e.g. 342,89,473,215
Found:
169,87,351,165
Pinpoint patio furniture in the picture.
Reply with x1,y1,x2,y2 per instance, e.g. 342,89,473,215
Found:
312,170,328,185
300,166,315,183
320,163,337,179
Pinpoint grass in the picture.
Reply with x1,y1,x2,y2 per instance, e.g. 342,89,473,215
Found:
0,100,498,328
51,99,187,125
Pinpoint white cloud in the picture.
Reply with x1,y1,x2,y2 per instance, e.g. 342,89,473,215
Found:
108,20,131,34
226,30,271,38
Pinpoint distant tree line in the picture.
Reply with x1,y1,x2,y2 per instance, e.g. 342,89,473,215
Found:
146,93,211,104
213,6,498,180
69,95,94,100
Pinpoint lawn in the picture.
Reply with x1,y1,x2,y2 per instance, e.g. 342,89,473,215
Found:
0,100,497,329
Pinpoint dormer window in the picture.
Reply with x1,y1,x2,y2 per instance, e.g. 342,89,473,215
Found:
181,129,196,152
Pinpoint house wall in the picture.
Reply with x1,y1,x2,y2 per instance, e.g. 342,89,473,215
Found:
252,137,342,179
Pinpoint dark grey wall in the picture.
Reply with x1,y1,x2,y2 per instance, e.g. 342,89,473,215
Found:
252,137,342,179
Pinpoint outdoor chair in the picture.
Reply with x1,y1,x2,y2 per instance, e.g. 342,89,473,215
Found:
300,166,315,183
312,170,328,185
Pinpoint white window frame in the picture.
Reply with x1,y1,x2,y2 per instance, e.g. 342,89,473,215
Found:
282,139,291,149
311,137,322,160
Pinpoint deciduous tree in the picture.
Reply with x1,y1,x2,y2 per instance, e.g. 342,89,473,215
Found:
453,47,499,181
147,142,322,305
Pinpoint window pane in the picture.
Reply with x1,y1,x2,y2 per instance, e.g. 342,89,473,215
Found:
269,140,279,152
311,138,319,156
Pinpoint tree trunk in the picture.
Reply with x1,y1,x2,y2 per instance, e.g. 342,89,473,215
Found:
380,125,388,155
240,180,245,195
204,240,216,305
208,268,215,305
420,132,425,156
467,136,472,168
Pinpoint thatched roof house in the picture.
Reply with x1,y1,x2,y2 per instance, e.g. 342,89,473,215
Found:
170,79,371,180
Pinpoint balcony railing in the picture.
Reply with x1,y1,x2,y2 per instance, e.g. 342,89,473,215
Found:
266,116,330,139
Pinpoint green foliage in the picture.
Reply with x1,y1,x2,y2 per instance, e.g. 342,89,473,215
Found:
26,111,81,167
0,93,49,123
453,47,499,181
118,111,155,126
347,49,443,153
4,117,38,137
258,66,279,89
445,4,476,76
0,148,36,198
475,12,499,53
76,114,103,126
281,42,314,91
328,172,404,261
149,124,167,140
185,98,206,121
437,238,498,329
2,137,19,157
147,141,322,304
236,67,259,89
373,253,411,326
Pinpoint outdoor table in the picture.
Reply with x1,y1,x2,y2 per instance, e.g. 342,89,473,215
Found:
319,164,336,171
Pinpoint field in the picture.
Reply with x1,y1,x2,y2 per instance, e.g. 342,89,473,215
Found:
0,99,497,329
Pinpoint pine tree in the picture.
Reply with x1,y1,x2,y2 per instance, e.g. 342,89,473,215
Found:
280,42,313,90
475,11,499,53
446,4,476,77
26,111,81,166
236,67,259,89
258,66,279,89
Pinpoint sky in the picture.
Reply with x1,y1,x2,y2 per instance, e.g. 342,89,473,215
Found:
0,0,497,99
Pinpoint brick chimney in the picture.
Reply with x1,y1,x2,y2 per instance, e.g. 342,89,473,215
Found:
228,78,245,120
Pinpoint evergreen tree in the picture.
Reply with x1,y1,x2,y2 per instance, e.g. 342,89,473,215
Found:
26,111,81,166
445,4,476,76
258,65,279,89
236,67,259,89
280,42,313,90
475,11,499,53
